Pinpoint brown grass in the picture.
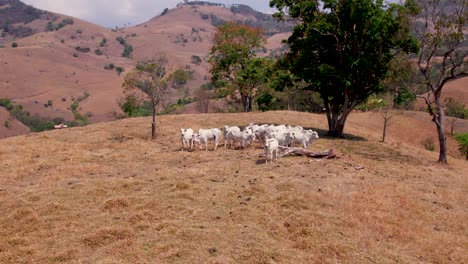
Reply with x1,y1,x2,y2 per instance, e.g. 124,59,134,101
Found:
0,111,467,263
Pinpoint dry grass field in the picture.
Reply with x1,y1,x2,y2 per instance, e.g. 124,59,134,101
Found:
0,111,467,263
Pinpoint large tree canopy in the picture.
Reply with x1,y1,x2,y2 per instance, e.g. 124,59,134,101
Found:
209,22,268,112
270,0,418,137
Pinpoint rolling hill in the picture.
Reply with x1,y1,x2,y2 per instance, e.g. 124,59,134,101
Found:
0,111,466,263
0,1,293,137
0,0,466,141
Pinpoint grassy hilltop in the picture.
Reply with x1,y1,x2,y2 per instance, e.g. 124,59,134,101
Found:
0,111,467,263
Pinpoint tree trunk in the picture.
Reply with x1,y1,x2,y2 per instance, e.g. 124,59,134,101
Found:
326,110,349,138
247,96,253,112
151,104,157,140
382,118,388,143
241,94,248,112
435,104,447,163
323,97,352,138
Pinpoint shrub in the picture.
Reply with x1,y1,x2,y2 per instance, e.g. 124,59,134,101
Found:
73,53,78,57
121,44,133,58
100,38,107,47
47,100,53,106
76,29,82,34
11,42,17,48
116,36,125,45
191,55,202,65
94,49,103,56
131,33,137,37
62,97,67,102
0,98,14,110
177,97,196,105
422,137,435,151
104,63,115,70
62,18,74,25
445,98,466,119
70,101,79,112
4,120,9,128
200,13,209,20
210,14,225,27
115,66,124,76
161,8,169,16
46,21,54,31
75,46,90,53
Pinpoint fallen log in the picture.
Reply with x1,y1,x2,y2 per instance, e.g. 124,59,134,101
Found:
278,146,337,159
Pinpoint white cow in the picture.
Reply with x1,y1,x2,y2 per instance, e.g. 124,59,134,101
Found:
264,138,279,164
193,128,222,151
180,128,194,151
223,125,241,148
225,129,256,149
266,130,292,147
291,130,319,149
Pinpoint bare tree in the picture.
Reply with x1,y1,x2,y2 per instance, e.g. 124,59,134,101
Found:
412,0,467,163
194,87,211,113
123,56,173,140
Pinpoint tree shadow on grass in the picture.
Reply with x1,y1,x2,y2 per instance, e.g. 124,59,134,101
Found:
301,127,368,141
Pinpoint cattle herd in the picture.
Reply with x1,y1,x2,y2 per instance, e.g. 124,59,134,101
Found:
180,123,320,163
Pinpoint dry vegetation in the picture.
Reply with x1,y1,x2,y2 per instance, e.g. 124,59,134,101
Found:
0,111,467,263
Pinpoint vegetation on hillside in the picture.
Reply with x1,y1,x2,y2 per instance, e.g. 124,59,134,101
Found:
0,0,47,39
46,18,74,31
0,99,58,132
454,133,468,160
116,36,133,58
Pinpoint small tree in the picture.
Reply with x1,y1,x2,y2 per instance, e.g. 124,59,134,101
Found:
445,98,466,136
410,0,467,163
123,56,173,140
454,133,468,160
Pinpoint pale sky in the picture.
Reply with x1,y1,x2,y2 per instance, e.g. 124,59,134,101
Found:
21,0,275,28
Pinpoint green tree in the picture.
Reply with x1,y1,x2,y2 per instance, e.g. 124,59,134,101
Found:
169,69,192,88
270,0,418,137
209,22,267,112
123,56,175,140
454,133,468,160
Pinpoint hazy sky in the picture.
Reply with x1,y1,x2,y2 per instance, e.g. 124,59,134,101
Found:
21,0,275,28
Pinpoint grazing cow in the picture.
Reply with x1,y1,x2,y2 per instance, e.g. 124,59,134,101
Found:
193,128,222,151
180,128,194,151
291,130,319,149
223,125,241,148
225,129,256,149
264,138,279,164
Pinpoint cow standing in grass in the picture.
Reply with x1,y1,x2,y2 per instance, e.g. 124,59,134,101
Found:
193,128,222,151
180,128,194,151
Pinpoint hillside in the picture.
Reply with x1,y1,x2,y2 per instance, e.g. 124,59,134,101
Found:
0,0,60,43
0,106,29,138
0,1,293,138
0,111,466,263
